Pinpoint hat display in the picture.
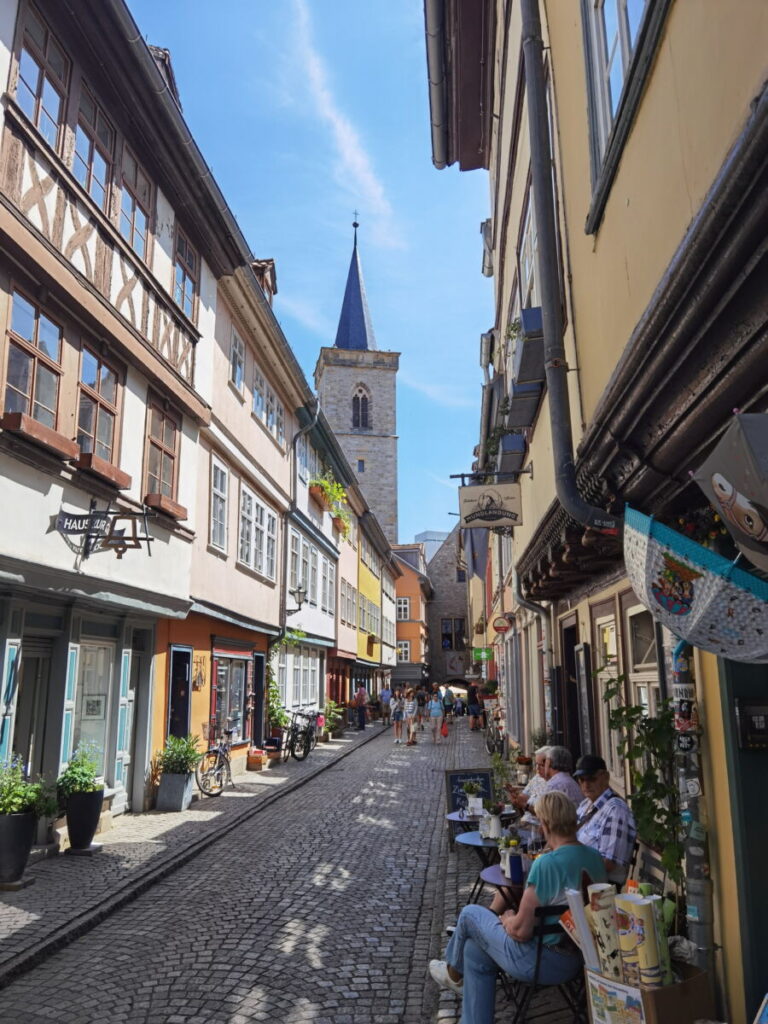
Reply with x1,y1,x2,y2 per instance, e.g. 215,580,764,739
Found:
573,754,607,778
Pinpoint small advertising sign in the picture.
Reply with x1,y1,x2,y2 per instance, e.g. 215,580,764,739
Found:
492,616,511,633
458,483,523,529
472,647,493,661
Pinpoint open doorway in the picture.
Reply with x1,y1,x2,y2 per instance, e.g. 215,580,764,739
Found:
168,646,192,738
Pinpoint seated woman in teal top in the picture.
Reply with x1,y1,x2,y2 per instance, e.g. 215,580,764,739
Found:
429,791,606,1024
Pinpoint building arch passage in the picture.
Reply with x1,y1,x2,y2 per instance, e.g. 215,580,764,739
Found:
352,383,372,429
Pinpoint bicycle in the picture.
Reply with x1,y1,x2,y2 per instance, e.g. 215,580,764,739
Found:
282,708,319,761
195,728,237,796
484,706,506,756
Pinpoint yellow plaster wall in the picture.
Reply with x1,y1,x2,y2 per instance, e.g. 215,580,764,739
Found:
694,649,746,1024
357,558,381,663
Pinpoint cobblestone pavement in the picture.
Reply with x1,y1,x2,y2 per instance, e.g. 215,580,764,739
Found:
0,719,572,1023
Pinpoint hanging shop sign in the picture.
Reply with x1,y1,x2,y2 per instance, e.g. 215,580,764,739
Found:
458,483,523,529
52,500,155,560
472,647,493,661
492,616,511,633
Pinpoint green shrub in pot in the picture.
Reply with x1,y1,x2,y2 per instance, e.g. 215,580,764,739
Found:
156,735,201,812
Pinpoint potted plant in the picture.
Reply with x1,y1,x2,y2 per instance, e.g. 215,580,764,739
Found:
0,758,55,886
322,699,343,741
462,780,484,816
57,744,104,853
155,734,201,812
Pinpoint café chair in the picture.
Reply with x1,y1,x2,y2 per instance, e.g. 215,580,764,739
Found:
499,903,588,1024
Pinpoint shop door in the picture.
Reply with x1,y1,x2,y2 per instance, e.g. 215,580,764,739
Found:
251,653,265,748
14,640,53,777
168,647,191,739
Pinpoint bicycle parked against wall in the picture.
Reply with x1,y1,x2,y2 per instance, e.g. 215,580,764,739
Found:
484,705,506,756
281,708,320,762
196,728,237,796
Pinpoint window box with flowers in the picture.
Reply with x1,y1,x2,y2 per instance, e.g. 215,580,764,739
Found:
309,472,351,539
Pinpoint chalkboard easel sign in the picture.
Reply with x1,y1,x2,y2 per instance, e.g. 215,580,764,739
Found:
444,768,493,814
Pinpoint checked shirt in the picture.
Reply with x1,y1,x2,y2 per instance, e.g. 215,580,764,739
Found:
576,787,637,868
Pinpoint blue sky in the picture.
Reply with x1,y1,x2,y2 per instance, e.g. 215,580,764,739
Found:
128,0,493,543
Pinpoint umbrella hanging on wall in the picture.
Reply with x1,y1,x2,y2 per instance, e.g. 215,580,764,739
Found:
693,413,768,575
624,506,768,662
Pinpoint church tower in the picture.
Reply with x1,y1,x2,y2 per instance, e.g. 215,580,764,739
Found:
314,225,400,544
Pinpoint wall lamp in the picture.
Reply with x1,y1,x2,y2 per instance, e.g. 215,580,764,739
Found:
287,584,307,616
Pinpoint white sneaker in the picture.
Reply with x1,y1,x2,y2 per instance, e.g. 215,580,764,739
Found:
428,960,463,995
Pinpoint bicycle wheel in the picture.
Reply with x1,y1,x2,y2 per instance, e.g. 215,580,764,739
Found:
290,727,312,761
196,750,225,796
281,727,293,763
485,727,500,756
309,724,318,751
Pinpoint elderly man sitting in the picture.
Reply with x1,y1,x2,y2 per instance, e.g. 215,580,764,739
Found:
511,745,582,814
574,754,637,886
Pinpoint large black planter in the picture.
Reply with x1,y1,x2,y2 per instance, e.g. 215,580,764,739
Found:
65,789,104,850
0,812,36,883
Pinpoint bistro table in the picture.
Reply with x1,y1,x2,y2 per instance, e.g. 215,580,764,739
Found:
455,831,501,903
479,863,525,911
445,808,519,847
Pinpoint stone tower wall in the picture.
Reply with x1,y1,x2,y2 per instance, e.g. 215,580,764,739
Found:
426,526,469,686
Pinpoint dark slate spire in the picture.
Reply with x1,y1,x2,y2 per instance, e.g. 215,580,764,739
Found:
334,221,377,351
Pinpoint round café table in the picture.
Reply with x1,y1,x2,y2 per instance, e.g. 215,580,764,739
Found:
445,809,519,847
479,863,525,910
455,831,500,903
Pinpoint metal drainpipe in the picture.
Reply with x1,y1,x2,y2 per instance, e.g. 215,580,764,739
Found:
424,0,448,169
672,640,714,973
514,569,553,738
520,0,621,537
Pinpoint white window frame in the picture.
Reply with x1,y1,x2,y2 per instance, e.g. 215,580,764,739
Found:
230,329,245,391
350,586,357,627
297,435,308,482
310,649,319,704
237,483,277,580
520,189,538,309
210,455,228,552
397,640,410,663
309,547,318,605
627,604,660,717
595,612,623,785
359,592,366,632
396,597,410,621
328,563,336,617
252,366,265,420
301,539,310,591
277,648,287,705
321,557,329,614
291,646,301,707
301,649,310,704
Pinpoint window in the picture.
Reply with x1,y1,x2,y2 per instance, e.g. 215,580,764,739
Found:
145,400,179,498
16,8,68,150
328,563,336,617
252,367,265,420
396,597,410,621
627,606,660,716
289,530,299,590
397,641,410,663
265,386,276,435
73,85,113,211
238,484,277,579
5,290,62,429
358,459,365,473
310,651,320,704
77,347,119,461
359,592,366,632
301,650,309,704
321,557,329,613
120,149,151,261
349,585,357,627
297,434,308,481
209,457,228,551
340,579,347,623
292,647,301,707
352,386,371,429
277,648,287,705
520,191,538,308
309,547,318,605
230,330,245,391
441,617,466,650
173,228,197,320
587,0,648,156
213,656,249,744
250,361,285,445
595,614,621,779
300,540,310,592
456,569,467,583
73,643,112,775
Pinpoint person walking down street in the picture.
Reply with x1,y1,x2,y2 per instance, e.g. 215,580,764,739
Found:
428,791,606,1023
443,684,455,722
354,685,368,731
390,688,405,744
379,684,392,727
467,682,482,732
427,691,444,744
404,688,419,746
454,695,465,717
416,684,428,731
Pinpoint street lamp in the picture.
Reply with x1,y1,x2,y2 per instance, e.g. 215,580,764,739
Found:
287,583,307,616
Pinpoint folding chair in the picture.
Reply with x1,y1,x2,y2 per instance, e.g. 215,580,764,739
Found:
500,904,588,1024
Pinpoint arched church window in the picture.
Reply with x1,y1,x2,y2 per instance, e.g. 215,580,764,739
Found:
352,386,372,430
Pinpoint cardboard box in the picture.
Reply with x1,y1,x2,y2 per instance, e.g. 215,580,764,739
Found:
585,963,715,1024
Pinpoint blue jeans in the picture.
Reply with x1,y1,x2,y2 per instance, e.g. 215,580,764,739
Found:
356,706,366,730
444,905,581,1024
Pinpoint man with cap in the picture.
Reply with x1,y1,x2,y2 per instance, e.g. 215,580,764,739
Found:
574,754,637,887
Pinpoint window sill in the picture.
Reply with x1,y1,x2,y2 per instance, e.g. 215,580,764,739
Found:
144,493,188,521
227,379,246,404
235,560,276,586
0,413,79,460
206,543,228,561
72,452,132,490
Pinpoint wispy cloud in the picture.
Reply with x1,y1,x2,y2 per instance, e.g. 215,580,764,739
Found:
400,372,476,409
427,472,458,491
293,0,403,250
277,293,336,340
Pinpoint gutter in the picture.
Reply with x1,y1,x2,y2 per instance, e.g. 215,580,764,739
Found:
520,0,622,537
424,0,449,169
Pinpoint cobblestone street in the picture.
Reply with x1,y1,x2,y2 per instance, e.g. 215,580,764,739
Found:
0,722,495,1024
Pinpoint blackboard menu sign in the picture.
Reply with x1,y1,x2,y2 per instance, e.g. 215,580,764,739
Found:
444,768,493,814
